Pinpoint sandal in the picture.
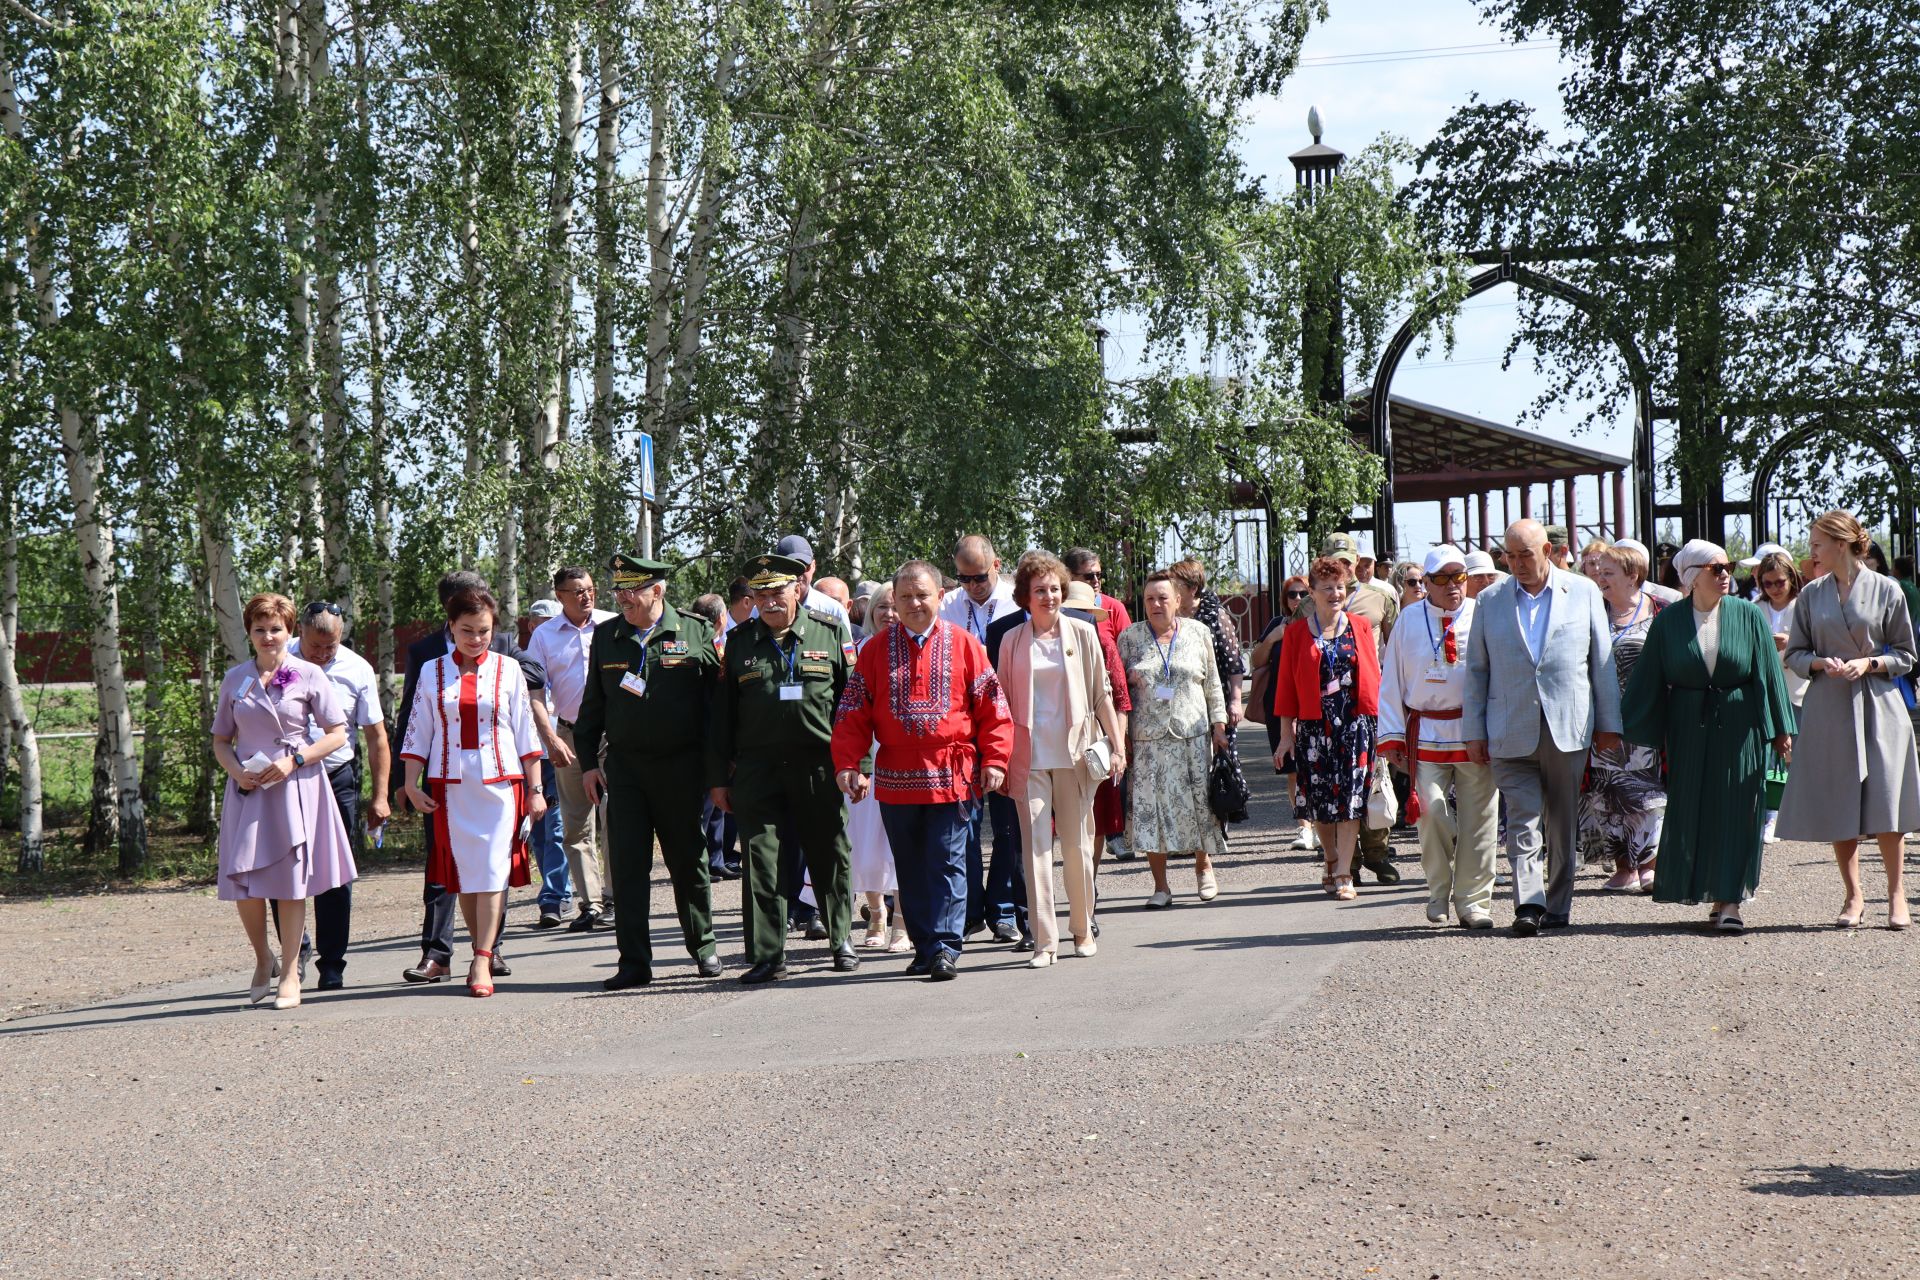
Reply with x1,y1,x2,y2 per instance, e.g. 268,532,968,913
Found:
468,948,496,998
887,927,912,954
1321,853,1336,896
1332,875,1357,902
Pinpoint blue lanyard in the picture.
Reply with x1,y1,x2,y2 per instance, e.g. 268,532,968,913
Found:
1423,608,1451,662
1153,625,1178,682
775,631,800,683
633,622,658,669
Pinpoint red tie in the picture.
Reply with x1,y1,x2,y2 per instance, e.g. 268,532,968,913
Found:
1442,614,1457,664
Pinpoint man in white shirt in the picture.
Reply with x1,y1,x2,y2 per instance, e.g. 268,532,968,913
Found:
289,601,390,988
1377,547,1497,929
524,565,619,930
939,533,1018,644
937,533,1021,940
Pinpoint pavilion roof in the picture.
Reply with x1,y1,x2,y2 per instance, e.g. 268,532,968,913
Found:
1347,389,1631,502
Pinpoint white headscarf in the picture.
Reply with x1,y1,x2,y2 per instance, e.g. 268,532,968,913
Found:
1672,539,1730,593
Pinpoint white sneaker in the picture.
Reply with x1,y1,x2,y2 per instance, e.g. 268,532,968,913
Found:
1291,825,1318,851
1762,811,1779,844
1426,902,1449,924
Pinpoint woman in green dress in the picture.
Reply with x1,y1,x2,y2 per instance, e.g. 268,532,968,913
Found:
1621,540,1796,933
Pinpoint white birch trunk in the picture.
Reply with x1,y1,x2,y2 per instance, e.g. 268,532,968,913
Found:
0,226,41,868
528,29,583,600
305,0,350,605
196,481,250,666
496,342,520,621
459,122,484,571
356,12,395,710
277,1,323,578
590,12,620,487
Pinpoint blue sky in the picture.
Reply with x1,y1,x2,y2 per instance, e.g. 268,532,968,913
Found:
1118,1,1643,569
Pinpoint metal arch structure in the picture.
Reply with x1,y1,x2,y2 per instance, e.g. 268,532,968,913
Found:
1746,419,1918,559
1366,254,1657,557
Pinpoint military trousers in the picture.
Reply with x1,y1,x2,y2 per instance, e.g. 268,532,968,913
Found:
602,751,715,974
732,753,852,963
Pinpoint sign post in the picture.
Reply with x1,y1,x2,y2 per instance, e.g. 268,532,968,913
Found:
637,432,656,557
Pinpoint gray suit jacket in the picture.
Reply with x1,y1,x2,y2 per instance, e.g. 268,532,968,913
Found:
1463,568,1622,757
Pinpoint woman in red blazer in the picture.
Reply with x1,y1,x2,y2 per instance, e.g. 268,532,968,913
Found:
1272,557,1381,900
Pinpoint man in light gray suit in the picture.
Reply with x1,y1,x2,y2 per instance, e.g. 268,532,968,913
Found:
1464,519,1623,935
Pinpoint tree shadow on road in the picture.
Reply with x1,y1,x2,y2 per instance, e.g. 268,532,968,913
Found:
1749,1165,1920,1197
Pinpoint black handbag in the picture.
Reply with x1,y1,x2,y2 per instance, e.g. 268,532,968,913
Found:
1208,743,1250,824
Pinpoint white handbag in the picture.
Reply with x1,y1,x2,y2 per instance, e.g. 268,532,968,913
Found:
1083,737,1113,783
1364,759,1398,830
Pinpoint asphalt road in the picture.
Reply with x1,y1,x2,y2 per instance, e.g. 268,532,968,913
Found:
3,750,1918,1278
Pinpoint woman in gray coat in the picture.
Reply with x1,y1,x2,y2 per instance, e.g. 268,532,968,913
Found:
1774,510,1920,929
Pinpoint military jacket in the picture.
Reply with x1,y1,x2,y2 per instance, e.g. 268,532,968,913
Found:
706,607,851,785
574,602,720,763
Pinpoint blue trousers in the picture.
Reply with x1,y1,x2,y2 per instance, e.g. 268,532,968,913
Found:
966,798,1021,930
879,800,973,963
532,758,572,910
702,796,739,874
986,791,1029,937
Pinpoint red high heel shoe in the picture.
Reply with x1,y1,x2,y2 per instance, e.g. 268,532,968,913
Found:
468,949,495,998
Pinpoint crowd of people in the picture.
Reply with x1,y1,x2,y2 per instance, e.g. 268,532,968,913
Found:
204,511,1920,1006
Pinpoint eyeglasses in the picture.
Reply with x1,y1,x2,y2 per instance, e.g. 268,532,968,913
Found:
1426,571,1469,586
955,572,991,585
304,601,342,618
557,585,595,597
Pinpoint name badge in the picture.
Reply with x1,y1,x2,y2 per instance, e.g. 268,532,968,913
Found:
779,682,804,702
620,672,647,698
1152,683,1175,702
1423,664,1450,684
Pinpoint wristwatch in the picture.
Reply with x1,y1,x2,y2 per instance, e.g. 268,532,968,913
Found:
292,750,308,769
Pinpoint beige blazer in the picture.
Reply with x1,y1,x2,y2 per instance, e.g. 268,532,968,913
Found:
999,614,1113,792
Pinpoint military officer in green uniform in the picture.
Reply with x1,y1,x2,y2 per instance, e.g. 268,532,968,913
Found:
576,553,724,989
707,553,857,983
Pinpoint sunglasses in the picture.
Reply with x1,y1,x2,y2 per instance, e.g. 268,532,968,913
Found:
1426,571,1469,586
1284,589,1309,600
1701,563,1734,576
304,600,343,618
955,572,992,585
1760,577,1790,590
1080,571,1102,583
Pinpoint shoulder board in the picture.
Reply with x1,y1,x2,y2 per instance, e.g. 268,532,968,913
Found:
805,606,840,628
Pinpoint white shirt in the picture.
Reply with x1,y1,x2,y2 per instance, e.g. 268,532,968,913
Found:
1376,598,1475,761
287,639,383,769
1762,599,1807,707
940,582,1017,643
524,607,617,723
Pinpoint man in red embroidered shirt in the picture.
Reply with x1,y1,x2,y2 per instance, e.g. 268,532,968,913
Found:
833,560,1013,981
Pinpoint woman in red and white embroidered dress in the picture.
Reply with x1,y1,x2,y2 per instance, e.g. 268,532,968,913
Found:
400,587,547,995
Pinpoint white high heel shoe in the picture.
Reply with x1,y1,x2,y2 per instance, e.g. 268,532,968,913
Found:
1026,950,1056,969
248,958,281,1006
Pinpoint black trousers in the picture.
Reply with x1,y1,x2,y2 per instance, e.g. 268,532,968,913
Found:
272,760,358,979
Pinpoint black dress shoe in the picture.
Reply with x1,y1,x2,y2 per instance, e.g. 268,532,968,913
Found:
696,954,724,978
534,909,564,929
1011,937,1035,953
739,960,788,984
1512,911,1541,937
596,906,616,928
803,918,829,941
1542,914,1570,929
904,957,931,977
1091,916,1101,939
1360,857,1400,884
988,921,1020,944
603,969,652,991
315,971,344,991
927,956,958,981
709,864,741,881
832,942,860,972
490,955,512,977
567,908,601,933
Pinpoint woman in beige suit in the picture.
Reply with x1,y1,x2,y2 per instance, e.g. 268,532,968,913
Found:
999,552,1125,967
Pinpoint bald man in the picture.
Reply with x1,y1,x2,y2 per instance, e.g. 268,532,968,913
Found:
1464,520,1622,936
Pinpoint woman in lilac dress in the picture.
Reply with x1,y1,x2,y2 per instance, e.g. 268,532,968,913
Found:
210,593,357,1010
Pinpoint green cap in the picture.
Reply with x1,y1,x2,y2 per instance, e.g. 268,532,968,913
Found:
1319,532,1359,565
1544,524,1570,547
743,553,808,591
608,553,671,591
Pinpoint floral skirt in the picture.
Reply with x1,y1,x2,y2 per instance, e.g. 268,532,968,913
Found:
1295,711,1375,824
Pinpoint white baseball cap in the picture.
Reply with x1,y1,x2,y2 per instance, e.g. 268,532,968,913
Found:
1462,550,1497,575
1738,541,1789,569
1423,545,1467,575
529,598,563,619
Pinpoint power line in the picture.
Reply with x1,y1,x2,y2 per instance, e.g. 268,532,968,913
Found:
1299,41,1558,69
